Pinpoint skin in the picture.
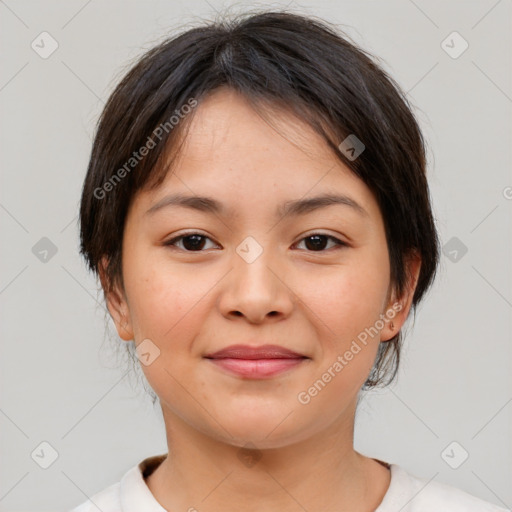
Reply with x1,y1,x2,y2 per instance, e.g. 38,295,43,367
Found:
102,86,421,512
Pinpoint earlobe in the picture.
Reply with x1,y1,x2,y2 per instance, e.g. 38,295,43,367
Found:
380,302,402,342
381,250,422,342
99,256,134,342
107,296,134,341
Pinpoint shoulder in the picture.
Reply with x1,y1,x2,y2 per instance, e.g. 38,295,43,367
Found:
68,454,167,512
377,464,510,512
69,481,121,512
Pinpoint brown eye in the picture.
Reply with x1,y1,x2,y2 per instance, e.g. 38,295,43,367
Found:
295,234,347,252
164,233,217,252
163,232,346,253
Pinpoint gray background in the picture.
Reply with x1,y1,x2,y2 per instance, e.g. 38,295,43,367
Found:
1,0,511,510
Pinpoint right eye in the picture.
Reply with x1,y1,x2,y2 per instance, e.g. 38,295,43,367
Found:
163,232,219,252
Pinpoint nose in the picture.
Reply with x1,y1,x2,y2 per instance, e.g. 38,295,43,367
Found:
217,245,294,324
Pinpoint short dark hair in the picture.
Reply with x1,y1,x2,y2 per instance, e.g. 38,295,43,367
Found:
79,10,440,389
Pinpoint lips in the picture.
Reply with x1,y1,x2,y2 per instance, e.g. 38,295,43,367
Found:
204,344,308,379
204,344,306,360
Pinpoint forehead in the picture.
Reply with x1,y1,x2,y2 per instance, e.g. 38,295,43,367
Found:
132,87,382,224
178,87,334,166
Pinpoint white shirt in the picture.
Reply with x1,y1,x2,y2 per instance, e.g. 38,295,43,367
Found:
70,454,509,512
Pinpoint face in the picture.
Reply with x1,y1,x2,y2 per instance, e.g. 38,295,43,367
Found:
105,87,419,449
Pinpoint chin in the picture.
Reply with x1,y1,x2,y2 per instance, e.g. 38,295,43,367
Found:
210,408,310,448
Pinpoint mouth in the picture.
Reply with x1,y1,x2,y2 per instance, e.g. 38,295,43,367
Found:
204,344,309,379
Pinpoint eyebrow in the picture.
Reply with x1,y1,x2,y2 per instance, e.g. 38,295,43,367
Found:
145,192,368,218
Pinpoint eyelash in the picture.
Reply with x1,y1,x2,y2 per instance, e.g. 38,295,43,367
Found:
163,232,348,253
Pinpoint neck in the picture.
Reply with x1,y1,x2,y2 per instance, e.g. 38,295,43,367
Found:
146,405,391,512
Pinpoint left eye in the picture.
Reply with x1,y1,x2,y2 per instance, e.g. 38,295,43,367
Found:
164,233,346,252
293,234,346,252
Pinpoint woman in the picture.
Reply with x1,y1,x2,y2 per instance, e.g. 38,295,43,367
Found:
72,10,507,511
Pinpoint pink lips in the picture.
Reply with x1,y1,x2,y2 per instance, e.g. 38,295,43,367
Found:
204,344,308,379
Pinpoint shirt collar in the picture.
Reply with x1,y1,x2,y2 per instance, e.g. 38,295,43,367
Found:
120,453,168,512
374,464,409,511
119,454,399,511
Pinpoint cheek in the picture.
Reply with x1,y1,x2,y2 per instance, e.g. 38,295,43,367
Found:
296,259,389,341
294,267,386,408
123,259,213,401
124,251,215,340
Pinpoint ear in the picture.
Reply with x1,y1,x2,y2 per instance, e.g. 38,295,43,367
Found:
99,256,134,341
380,250,421,342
